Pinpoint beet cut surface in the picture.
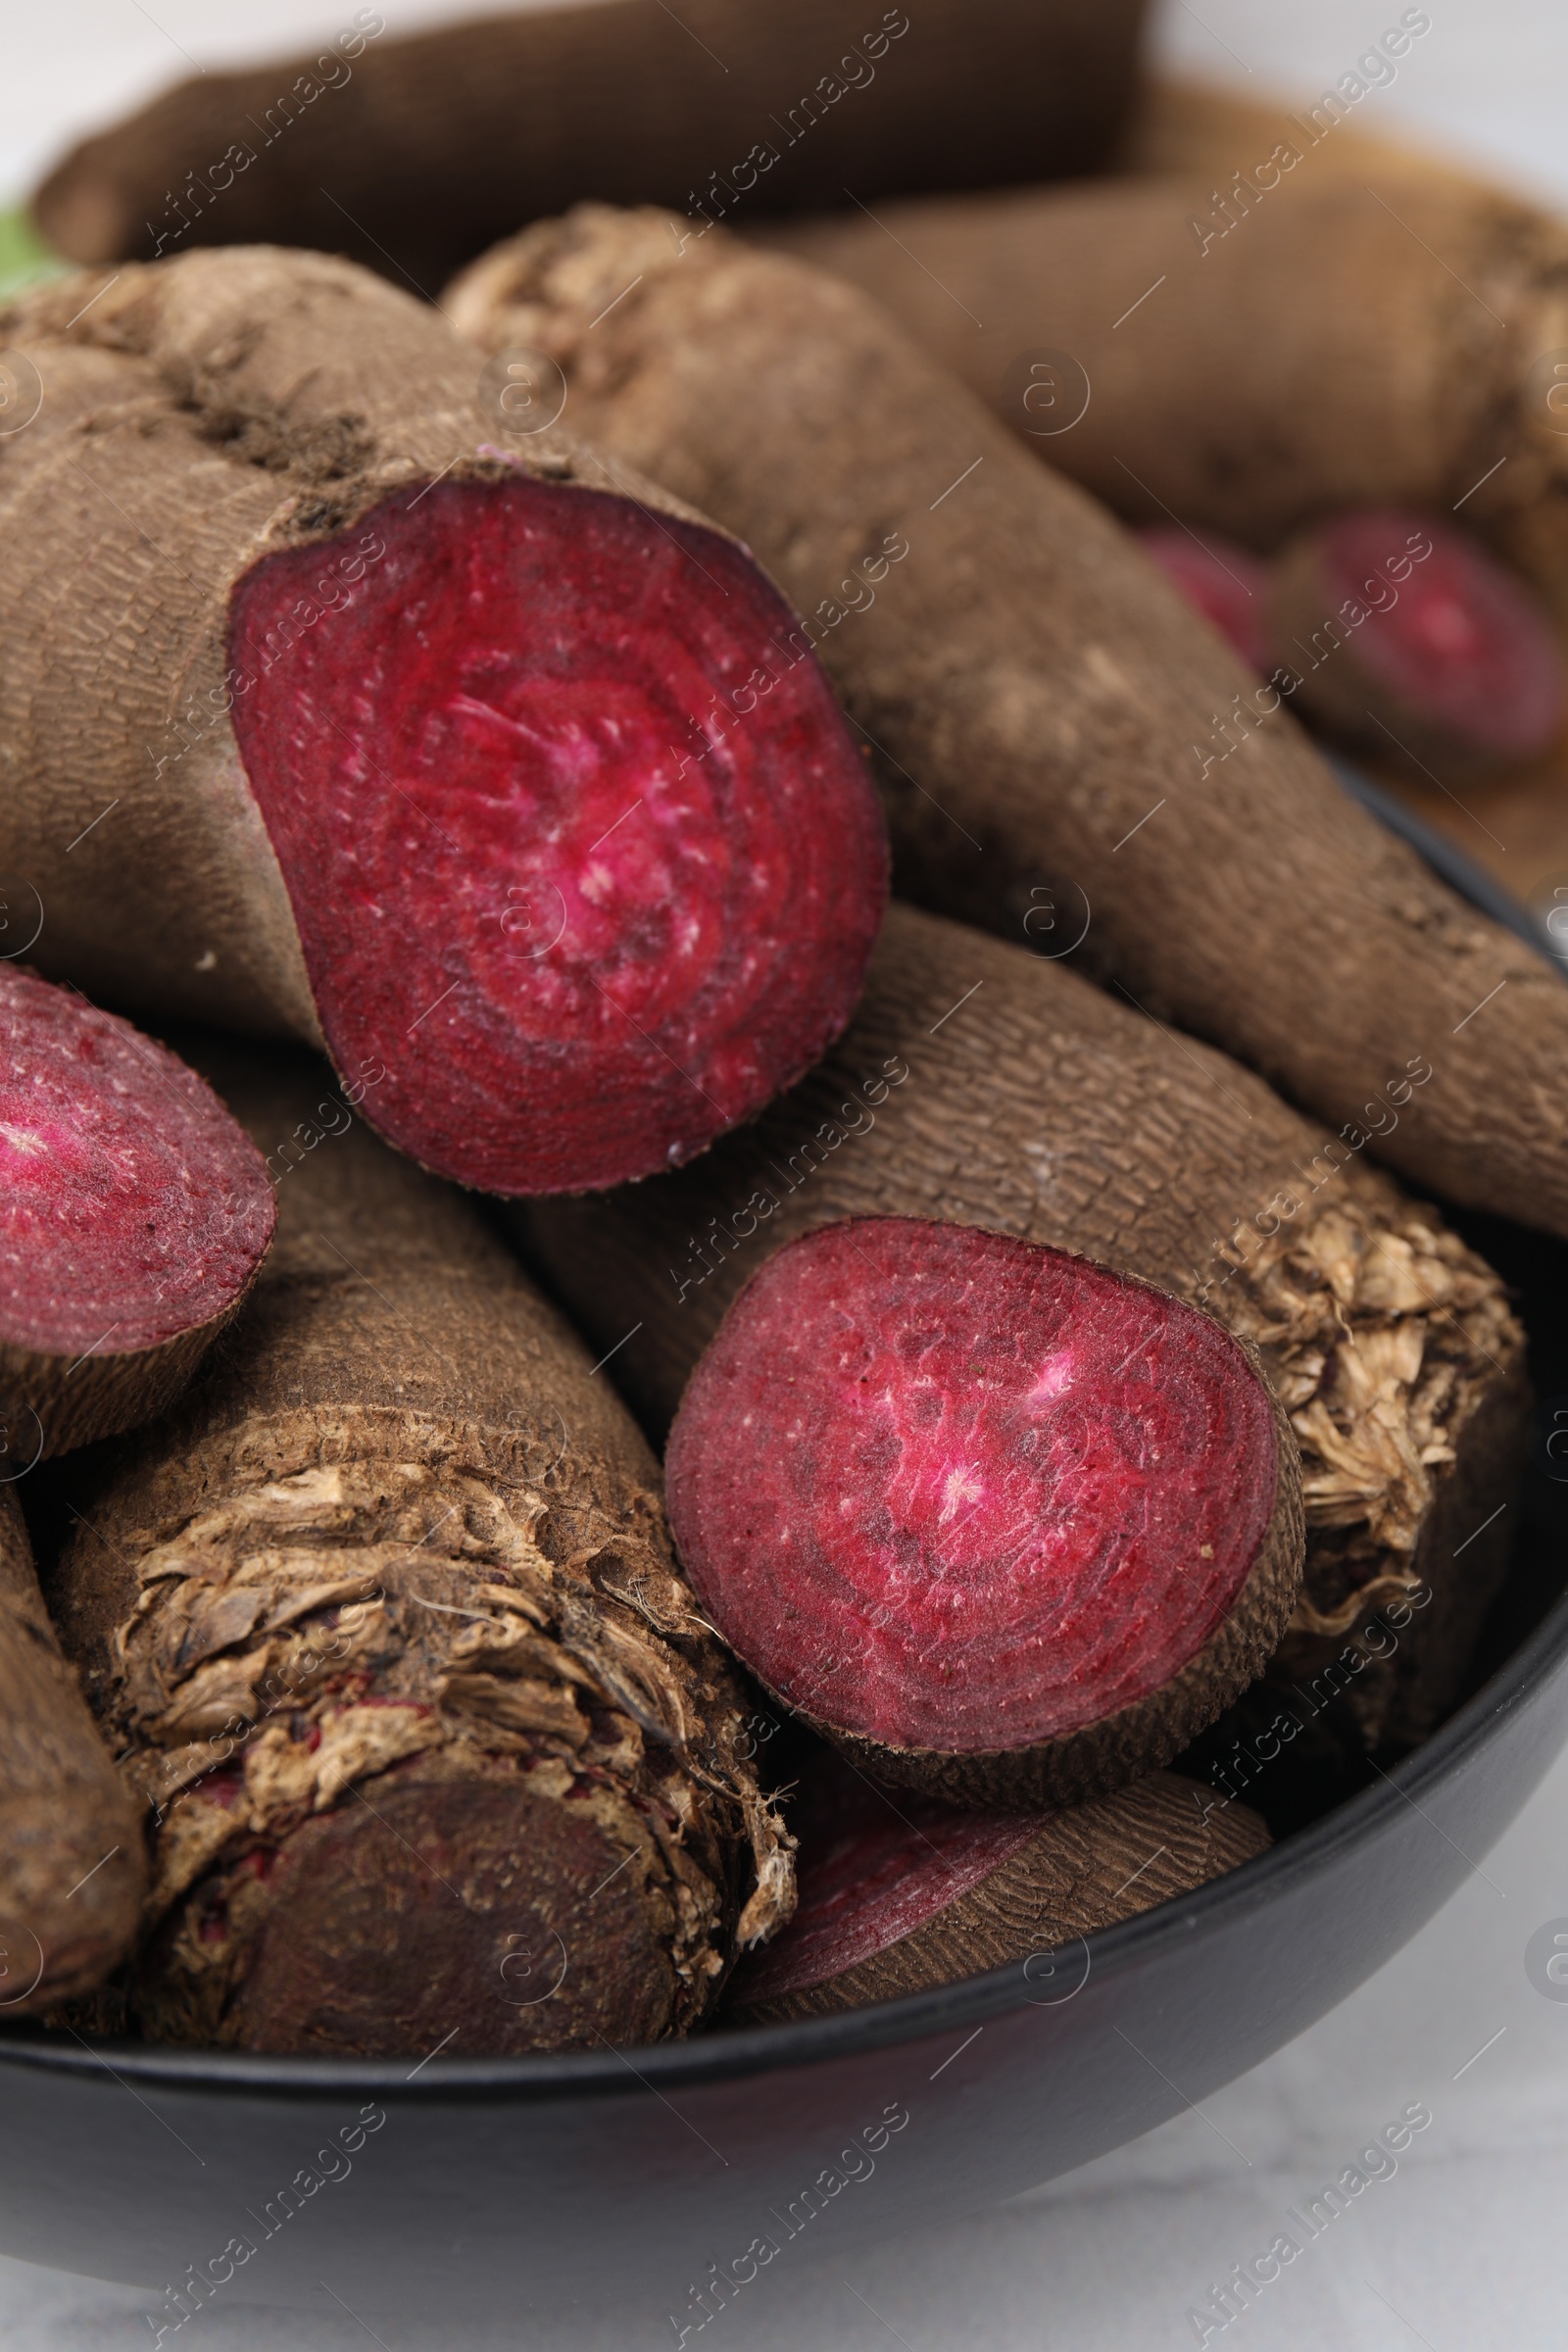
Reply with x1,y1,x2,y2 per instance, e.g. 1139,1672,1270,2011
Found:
1136,526,1271,675
1275,511,1565,760
732,1757,1040,2010
727,1747,1272,2023
665,1220,1283,1759
228,478,887,1195
0,967,272,1357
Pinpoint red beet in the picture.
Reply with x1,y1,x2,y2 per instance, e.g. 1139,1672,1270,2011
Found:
664,1219,1302,1804
727,1749,1269,2022
227,476,884,1194
0,249,889,1200
1267,510,1566,776
734,1767,1038,2011
1136,526,1271,673
0,967,273,1454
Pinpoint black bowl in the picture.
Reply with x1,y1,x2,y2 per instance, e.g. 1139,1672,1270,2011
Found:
3,785,1563,2329
1,1530,1564,2330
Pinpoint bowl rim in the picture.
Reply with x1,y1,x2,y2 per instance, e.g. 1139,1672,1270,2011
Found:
6,1562,1565,2108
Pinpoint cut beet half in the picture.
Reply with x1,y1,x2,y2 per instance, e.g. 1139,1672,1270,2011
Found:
726,1752,1269,2024
1136,526,1271,675
1266,510,1566,775
226,477,888,1196
664,1219,1303,1804
0,967,274,1457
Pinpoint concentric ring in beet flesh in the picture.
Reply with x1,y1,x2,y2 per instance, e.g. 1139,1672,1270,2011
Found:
227,478,889,1195
666,1219,1302,1802
0,967,274,1451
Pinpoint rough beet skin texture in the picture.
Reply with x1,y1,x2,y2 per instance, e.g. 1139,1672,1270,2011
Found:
1267,512,1566,780
0,966,274,1456
0,1484,147,2014
726,1750,1270,2023
448,209,1568,1243
755,169,1568,632
44,1042,793,2058
228,476,886,1195
664,1219,1304,1803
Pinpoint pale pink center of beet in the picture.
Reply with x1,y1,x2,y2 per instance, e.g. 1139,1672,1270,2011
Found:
227,478,886,1195
1137,527,1271,674
0,970,273,1355
666,1220,1278,1753
1313,510,1565,755
737,1757,1041,2004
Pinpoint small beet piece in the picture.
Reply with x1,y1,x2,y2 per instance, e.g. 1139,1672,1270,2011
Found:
665,1219,1303,1804
1267,512,1566,779
45,1041,792,2057
727,1755,1269,2023
0,248,885,1197
1136,527,1271,673
0,966,273,1457
0,1484,147,2013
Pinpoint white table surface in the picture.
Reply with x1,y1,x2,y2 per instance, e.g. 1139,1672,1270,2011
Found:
4,1,1568,2343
